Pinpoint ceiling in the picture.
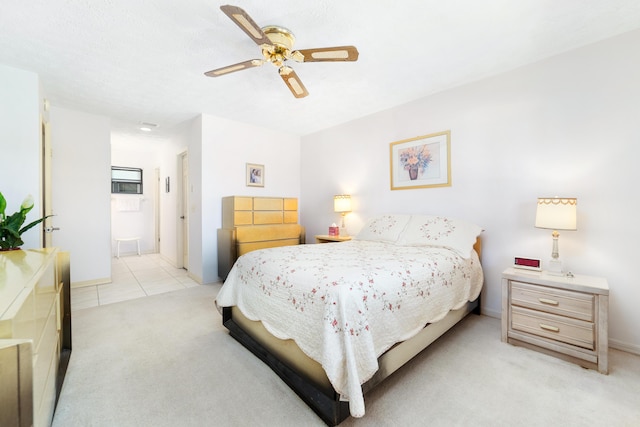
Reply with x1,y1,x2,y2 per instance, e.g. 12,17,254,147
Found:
2,1,640,139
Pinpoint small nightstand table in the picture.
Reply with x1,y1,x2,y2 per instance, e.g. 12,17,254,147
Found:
501,267,609,374
314,235,352,244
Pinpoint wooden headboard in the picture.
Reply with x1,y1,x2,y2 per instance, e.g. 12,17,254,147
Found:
217,196,305,280
473,237,482,261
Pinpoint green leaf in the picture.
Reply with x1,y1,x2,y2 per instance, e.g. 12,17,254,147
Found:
0,223,22,249
0,192,6,219
2,211,26,233
19,215,52,234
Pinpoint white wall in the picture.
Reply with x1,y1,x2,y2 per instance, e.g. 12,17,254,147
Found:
186,117,204,282
158,122,190,266
0,64,43,249
111,140,160,255
300,29,640,353
196,114,301,284
49,106,112,284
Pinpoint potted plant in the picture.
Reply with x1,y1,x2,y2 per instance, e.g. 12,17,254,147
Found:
0,192,51,251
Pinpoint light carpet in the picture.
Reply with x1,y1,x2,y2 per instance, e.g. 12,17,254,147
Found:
52,285,640,426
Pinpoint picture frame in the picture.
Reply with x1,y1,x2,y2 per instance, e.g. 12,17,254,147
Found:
389,130,451,190
246,163,264,187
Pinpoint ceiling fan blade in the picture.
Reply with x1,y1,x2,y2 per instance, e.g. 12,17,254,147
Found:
279,66,308,98
220,5,272,46
292,46,359,62
204,59,264,77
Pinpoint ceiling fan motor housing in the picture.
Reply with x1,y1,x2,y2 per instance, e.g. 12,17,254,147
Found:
261,26,296,67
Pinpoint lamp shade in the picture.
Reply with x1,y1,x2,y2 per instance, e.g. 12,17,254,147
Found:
535,197,577,230
333,195,352,213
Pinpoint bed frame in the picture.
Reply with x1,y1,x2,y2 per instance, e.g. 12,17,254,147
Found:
220,238,482,425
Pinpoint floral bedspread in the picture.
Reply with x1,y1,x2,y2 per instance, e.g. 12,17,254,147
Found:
215,240,483,418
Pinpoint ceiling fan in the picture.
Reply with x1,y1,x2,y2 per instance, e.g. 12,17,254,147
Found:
204,5,359,98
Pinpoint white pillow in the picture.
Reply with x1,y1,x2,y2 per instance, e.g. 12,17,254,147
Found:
396,215,482,258
354,214,411,243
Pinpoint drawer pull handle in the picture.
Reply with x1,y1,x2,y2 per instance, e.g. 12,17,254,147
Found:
539,323,560,333
539,298,559,306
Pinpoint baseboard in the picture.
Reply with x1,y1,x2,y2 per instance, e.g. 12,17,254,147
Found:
609,339,640,356
481,307,501,319
71,277,110,288
159,253,178,268
188,272,203,285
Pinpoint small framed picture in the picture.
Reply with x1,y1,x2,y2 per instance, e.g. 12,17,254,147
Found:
390,130,451,190
246,163,264,187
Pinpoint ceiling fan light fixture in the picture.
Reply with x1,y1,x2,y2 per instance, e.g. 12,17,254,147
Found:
209,5,358,98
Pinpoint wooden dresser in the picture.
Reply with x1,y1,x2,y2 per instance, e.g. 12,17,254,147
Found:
0,248,72,427
501,267,608,373
217,196,305,280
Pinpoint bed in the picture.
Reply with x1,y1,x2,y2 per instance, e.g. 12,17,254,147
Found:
215,214,484,425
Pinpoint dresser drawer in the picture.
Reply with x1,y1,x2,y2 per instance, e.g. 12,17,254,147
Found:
511,306,595,350
511,281,594,321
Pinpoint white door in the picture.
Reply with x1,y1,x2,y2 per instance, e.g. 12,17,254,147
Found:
180,152,189,269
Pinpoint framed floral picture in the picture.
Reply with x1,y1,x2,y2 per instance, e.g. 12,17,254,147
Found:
389,130,451,190
246,163,264,187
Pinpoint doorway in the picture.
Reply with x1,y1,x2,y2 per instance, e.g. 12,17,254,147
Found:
110,141,158,258
109,133,188,269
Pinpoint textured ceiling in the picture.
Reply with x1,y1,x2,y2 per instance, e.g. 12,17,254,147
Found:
2,1,640,139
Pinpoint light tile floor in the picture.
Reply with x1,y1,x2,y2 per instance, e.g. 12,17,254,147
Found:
71,253,200,310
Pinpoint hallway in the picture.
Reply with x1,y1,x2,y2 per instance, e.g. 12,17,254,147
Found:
71,253,200,310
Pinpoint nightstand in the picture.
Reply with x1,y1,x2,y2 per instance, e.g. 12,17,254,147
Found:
314,235,352,244
501,267,609,374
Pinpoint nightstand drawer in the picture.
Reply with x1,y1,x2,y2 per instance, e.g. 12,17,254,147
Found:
511,281,594,321
511,306,595,350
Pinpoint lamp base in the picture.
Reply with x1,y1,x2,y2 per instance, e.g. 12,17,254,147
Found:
545,259,564,276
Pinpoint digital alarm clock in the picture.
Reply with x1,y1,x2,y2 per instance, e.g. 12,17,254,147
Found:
514,257,542,271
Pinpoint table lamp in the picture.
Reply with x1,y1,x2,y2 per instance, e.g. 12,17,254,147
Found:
535,197,577,275
333,195,352,235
